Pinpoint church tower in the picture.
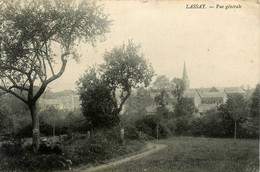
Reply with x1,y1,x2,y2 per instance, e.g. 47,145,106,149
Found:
182,61,190,91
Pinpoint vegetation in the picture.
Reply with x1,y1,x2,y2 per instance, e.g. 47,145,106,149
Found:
77,68,120,129
62,128,145,167
249,84,260,135
153,75,172,90
124,87,154,115
122,84,259,139
174,97,197,117
171,77,185,100
77,40,154,129
0,128,145,172
219,94,249,139
0,0,110,152
0,0,258,170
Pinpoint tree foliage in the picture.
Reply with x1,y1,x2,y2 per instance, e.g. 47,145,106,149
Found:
77,68,119,129
154,90,169,118
250,84,259,128
171,77,185,100
78,41,154,129
100,40,154,113
154,90,169,108
219,94,249,139
153,75,172,90
0,0,110,152
39,106,61,136
0,95,31,139
174,97,196,117
0,0,110,103
0,104,13,138
125,87,154,115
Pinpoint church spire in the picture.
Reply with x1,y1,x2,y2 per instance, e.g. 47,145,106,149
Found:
182,61,188,79
182,61,190,91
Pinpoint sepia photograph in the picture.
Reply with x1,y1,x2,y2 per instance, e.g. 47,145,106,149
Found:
0,0,259,171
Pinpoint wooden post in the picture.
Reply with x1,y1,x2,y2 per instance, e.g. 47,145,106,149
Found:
234,120,237,140
120,128,125,144
156,124,159,140
87,131,90,138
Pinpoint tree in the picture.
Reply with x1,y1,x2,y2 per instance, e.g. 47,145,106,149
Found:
39,106,60,137
154,90,169,108
0,94,31,139
153,75,172,90
0,0,110,153
100,40,154,118
249,84,260,134
0,103,13,139
154,90,169,118
225,94,249,139
78,41,154,129
125,87,154,115
171,78,185,101
77,68,119,129
174,97,196,117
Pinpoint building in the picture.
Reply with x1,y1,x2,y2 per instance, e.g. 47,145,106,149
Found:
39,92,81,111
182,62,245,116
182,61,190,91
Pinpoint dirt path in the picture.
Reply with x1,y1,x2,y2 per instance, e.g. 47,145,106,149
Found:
78,143,167,172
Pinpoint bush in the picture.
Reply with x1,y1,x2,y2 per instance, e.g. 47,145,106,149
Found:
124,126,140,140
62,128,145,166
1,139,24,156
62,128,121,165
20,154,70,171
135,115,171,139
189,109,258,139
0,141,71,171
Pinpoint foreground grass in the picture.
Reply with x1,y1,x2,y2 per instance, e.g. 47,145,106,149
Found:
98,137,259,172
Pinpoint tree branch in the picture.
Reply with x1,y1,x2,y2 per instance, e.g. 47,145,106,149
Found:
0,65,29,76
0,85,28,104
44,42,55,76
32,52,69,102
118,90,131,112
9,85,29,92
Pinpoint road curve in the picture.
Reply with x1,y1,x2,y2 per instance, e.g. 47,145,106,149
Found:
80,143,167,172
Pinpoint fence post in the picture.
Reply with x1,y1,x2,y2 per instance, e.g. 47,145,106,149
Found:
87,131,90,138
120,128,125,144
156,124,159,140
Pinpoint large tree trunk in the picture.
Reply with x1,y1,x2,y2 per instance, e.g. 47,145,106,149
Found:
29,103,40,153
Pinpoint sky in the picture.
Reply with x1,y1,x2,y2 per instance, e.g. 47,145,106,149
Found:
48,0,260,91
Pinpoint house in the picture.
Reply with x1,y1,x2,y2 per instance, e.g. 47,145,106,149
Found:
125,62,246,116
182,62,245,115
183,91,201,108
39,92,81,111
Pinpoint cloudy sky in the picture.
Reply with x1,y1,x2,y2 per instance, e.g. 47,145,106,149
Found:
49,0,260,91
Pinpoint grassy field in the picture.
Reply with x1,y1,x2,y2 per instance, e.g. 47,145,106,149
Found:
97,137,259,172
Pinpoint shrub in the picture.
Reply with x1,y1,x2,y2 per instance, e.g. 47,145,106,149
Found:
20,154,69,171
62,128,144,166
172,116,192,136
62,128,122,166
0,141,71,171
135,115,158,139
1,139,24,156
135,115,171,139
124,126,140,140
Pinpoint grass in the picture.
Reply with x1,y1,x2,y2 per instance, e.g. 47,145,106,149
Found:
97,137,259,172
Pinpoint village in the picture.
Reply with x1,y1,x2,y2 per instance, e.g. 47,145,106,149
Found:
0,0,259,172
